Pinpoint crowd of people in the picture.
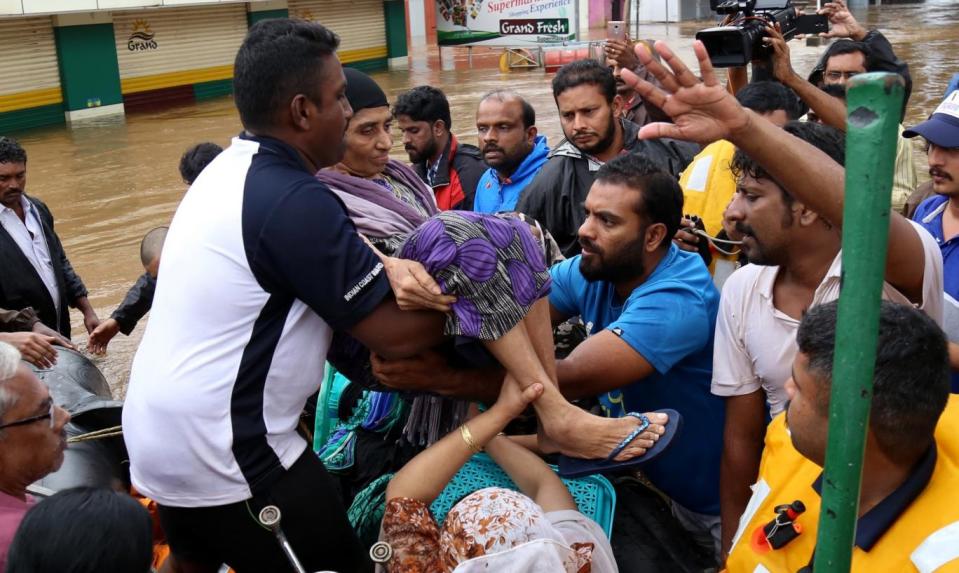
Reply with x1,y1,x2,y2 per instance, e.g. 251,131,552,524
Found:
0,0,957,571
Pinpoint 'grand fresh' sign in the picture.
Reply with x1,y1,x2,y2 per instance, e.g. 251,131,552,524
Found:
437,0,576,46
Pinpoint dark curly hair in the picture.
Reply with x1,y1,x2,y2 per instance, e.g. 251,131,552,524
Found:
393,86,453,130
0,137,27,165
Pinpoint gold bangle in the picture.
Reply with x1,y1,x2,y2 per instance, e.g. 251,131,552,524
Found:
459,424,482,454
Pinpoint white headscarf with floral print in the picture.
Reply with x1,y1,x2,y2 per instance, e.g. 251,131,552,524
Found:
441,487,593,573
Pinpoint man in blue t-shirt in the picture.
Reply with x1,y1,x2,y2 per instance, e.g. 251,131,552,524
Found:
548,153,724,556
905,89,959,392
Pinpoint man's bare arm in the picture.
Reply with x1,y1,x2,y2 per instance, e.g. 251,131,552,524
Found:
347,297,447,360
764,24,848,132
556,330,655,400
719,391,768,559
371,349,503,403
627,40,927,304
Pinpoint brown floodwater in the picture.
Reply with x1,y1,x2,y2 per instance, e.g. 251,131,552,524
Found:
14,0,955,394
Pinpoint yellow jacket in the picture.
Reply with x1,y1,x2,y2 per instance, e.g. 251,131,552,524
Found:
726,396,959,573
680,139,738,240
679,140,740,283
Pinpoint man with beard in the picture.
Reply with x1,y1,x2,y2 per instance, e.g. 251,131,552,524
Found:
517,59,698,257
680,116,943,557
906,89,959,392
472,91,550,213
394,86,484,210
604,37,668,127
628,82,942,560
617,37,941,556
548,153,725,559
0,137,100,339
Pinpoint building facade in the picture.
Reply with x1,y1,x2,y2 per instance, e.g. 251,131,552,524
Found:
0,0,408,132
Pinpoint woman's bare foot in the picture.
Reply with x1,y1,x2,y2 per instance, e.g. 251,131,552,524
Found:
538,406,668,461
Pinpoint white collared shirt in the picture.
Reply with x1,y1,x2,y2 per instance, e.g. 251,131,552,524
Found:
711,221,943,415
0,194,60,312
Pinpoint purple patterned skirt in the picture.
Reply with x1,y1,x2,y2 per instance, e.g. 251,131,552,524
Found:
398,211,552,341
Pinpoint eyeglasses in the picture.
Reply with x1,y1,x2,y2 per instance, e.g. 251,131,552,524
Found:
0,401,54,430
824,70,861,82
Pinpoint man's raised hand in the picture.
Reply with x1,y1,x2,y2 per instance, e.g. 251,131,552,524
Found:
621,40,752,146
818,0,866,40
764,23,796,84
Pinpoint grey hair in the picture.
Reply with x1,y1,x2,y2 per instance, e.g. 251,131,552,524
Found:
0,342,19,382
0,342,22,427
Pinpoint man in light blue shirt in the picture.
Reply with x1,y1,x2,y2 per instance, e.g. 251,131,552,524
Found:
473,91,550,213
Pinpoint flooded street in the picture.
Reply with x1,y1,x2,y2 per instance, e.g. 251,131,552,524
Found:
16,0,955,395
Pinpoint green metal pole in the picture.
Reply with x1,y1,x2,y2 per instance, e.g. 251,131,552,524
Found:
813,72,905,572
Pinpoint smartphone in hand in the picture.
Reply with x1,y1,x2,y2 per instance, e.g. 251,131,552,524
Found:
607,20,626,42
795,14,829,35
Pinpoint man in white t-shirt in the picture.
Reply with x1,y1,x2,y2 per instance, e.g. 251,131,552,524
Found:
711,107,942,560
619,41,944,559
711,120,942,555
122,20,449,573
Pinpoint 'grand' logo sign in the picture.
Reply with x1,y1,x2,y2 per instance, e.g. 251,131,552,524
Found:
128,19,158,51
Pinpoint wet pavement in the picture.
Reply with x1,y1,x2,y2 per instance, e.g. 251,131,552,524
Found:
12,0,954,395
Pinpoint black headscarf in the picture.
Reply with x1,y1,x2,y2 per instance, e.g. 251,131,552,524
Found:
344,68,389,112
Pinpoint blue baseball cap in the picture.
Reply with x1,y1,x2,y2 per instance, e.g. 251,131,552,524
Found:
903,90,959,148
946,74,959,99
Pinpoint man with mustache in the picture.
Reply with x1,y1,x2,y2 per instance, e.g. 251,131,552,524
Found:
550,152,725,562
604,37,668,127
394,86,484,210
905,89,959,392
517,59,698,257
712,119,944,558
599,47,951,558
472,90,550,213
0,137,100,340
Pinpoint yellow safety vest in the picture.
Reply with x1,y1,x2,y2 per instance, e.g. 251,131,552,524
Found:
679,140,740,280
680,139,738,239
726,396,959,573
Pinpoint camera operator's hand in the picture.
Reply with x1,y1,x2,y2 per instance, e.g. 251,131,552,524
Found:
622,41,751,146
605,38,639,72
818,0,867,41
763,23,796,84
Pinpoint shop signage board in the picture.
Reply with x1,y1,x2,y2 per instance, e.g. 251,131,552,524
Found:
437,0,577,46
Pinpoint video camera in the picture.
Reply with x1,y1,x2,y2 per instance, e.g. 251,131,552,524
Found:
696,0,825,68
